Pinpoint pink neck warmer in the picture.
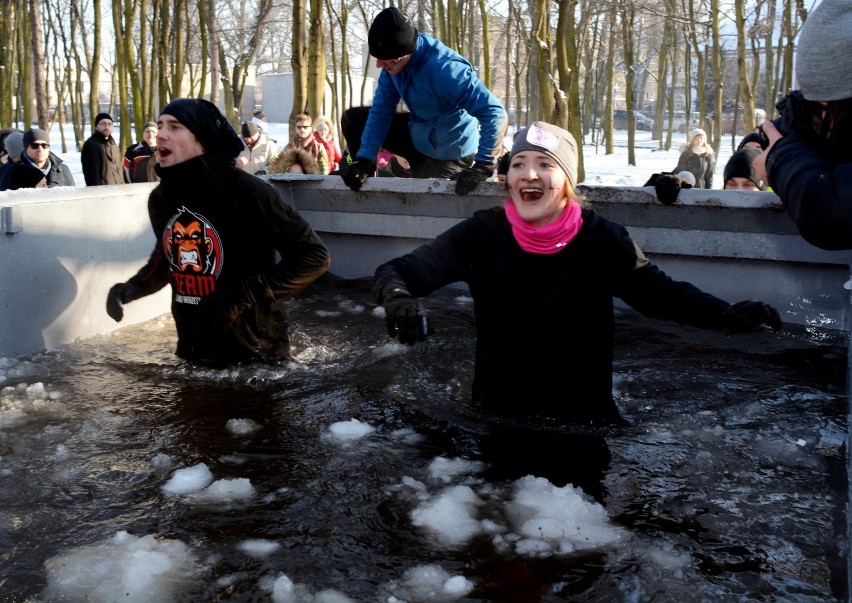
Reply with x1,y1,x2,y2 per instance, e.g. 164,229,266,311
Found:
504,198,583,254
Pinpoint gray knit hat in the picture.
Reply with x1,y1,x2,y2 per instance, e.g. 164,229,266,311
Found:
4,132,24,158
796,0,852,101
510,122,578,188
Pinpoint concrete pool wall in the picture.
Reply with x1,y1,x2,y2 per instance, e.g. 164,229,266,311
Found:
0,175,849,359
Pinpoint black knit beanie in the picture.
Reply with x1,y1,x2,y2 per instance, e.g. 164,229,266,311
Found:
737,131,765,151
724,148,765,191
94,112,113,126
368,7,419,59
160,98,244,162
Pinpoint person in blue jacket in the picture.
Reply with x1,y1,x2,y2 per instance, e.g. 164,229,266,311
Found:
340,7,507,195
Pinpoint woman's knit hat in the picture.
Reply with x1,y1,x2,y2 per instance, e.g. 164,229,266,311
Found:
160,98,244,162
796,0,852,102
724,147,765,190
368,7,419,59
509,121,578,188
689,128,707,142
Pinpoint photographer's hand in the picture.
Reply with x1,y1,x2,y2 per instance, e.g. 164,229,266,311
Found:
752,121,783,186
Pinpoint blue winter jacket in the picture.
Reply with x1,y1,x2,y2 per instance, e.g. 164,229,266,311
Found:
357,33,507,166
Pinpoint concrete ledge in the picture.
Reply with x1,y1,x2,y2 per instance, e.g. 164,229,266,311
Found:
0,175,848,358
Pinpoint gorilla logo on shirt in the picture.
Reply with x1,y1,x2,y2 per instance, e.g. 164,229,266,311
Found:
163,207,223,278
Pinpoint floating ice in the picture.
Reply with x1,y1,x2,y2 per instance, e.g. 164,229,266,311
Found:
325,418,376,442
42,531,202,602
187,478,255,503
502,475,625,556
225,418,262,435
411,485,485,545
161,463,214,496
236,538,280,558
385,564,474,601
428,456,485,482
265,573,355,603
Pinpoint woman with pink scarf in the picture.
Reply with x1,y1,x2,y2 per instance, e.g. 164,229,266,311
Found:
373,121,781,426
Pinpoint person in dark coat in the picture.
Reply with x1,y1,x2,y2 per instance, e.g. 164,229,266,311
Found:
753,0,852,251
105,98,331,366
374,121,781,427
673,128,715,189
0,131,23,190
2,129,76,189
81,112,124,186
9,163,48,189
123,121,158,183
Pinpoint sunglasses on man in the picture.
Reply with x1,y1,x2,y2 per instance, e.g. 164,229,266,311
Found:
29,142,50,149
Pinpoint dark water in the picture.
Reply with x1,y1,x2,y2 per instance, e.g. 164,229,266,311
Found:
0,275,847,601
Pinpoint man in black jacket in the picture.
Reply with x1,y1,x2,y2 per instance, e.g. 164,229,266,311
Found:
81,112,124,186
0,128,76,188
105,98,331,366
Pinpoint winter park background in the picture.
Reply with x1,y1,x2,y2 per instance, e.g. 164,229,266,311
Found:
34,120,743,190
1,119,847,602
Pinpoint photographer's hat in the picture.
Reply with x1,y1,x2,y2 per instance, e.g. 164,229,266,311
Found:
368,7,419,59
796,0,852,101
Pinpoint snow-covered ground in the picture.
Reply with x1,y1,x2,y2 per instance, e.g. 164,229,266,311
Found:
35,121,744,190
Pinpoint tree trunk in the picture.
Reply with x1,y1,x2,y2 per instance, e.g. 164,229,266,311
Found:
307,0,326,119
29,0,49,128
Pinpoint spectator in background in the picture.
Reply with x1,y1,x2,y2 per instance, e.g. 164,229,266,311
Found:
0,130,23,189
267,147,323,175
0,128,17,165
123,122,158,183
737,131,765,151
237,121,279,175
251,110,267,131
104,98,331,367
313,116,342,172
285,114,329,174
753,0,852,251
339,7,507,195
11,129,75,188
674,128,715,189
723,148,766,191
9,163,48,190
81,112,124,185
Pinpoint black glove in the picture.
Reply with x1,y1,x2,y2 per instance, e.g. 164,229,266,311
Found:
340,157,375,192
451,162,494,195
718,300,782,333
383,292,430,345
106,281,143,322
651,173,691,206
